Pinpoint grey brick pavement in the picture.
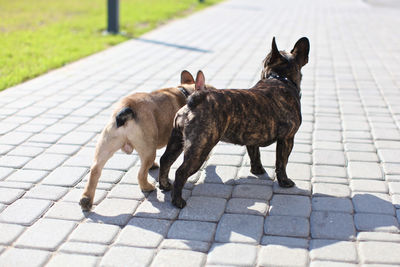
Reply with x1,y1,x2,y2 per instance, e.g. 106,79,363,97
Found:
0,0,400,266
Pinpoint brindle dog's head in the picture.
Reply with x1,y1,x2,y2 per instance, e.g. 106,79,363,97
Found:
261,37,310,88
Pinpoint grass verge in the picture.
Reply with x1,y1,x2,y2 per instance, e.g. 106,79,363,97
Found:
0,0,221,91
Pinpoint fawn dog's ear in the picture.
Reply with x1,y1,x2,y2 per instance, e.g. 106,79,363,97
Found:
181,70,195,84
291,37,310,67
195,70,205,91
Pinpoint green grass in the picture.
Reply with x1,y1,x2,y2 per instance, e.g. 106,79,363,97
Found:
0,0,221,91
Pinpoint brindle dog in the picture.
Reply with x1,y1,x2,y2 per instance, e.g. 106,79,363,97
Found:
158,37,310,208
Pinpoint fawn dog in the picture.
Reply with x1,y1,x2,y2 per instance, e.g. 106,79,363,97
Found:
79,70,213,210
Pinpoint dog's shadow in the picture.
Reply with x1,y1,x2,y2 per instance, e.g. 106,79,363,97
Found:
82,165,399,254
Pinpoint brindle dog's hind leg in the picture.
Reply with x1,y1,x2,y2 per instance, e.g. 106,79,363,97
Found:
246,145,266,175
158,128,184,191
275,137,295,187
172,141,215,208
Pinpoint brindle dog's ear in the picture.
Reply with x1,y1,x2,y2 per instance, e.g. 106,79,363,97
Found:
181,70,195,84
195,70,205,91
267,37,285,66
291,37,310,67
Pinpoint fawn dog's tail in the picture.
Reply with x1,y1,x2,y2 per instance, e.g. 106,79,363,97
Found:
115,107,135,127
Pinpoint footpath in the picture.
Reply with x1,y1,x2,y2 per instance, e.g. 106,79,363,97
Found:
0,0,400,266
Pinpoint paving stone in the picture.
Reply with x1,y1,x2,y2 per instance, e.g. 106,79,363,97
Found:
269,195,311,217
232,184,272,200
347,152,379,162
310,211,355,240
82,169,124,184
62,188,107,205
286,163,312,181
29,132,62,143
348,162,383,180
23,153,68,171
109,184,147,200
41,166,88,187
350,180,388,193
0,155,32,168
354,213,399,233
0,167,14,181
313,141,343,151
313,183,351,197
226,198,268,216
15,218,76,250
115,217,171,247
264,215,309,238
357,231,400,242
179,196,226,222
58,131,96,145
87,198,139,226
24,185,68,201
100,246,155,267
309,239,357,262
46,144,81,155
5,169,48,183
383,163,400,175
388,182,400,194
313,165,347,178
0,223,25,245
192,183,232,198
352,193,395,215
160,239,210,253
44,201,87,221
313,150,346,166
0,248,50,267
0,132,33,145
261,235,308,248
310,261,357,267
213,143,245,155
0,181,33,190
200,165,238,185
273,180,311,196
344,142,376,152
69,223,120,244
168,220,216,242
0,198,52,225
43,123,78,134
8,146,44,157
207,154,243,166
0,187,25,204
359,241,400,264
150,249,206,267
235,166,274,185
378,149,400,163
133,188,186,220
312,196,353,213
206,243,257,266
257,245,309,267
215,213,263,244
58,241,108,256
45,253,99,266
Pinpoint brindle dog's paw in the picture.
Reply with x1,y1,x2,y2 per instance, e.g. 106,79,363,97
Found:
250,166,266,175
79,197,93,211
172,197,186,209
278,178,295,188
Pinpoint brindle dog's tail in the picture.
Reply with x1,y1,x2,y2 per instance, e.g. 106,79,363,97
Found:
115,107,136,127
